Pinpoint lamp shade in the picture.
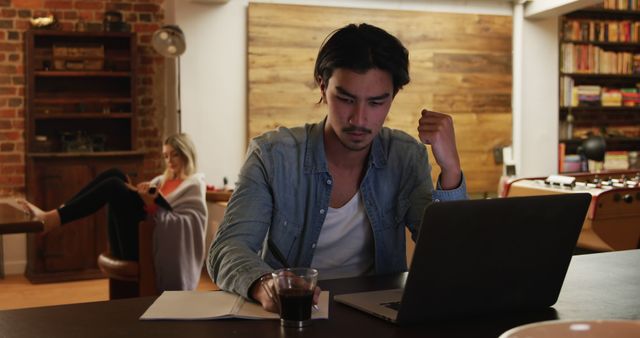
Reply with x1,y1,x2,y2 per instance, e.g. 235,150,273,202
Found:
152,25,186,58
581,135,606,162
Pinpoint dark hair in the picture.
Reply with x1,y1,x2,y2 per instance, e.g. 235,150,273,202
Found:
314,23,410,96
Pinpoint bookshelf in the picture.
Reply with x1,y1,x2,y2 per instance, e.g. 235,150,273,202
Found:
24,31,144,282
559,3,640,172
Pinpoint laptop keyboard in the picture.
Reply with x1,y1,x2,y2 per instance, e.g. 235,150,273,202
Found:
380,301,401,311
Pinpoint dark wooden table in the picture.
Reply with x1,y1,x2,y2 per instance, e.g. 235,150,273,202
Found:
0,250,638,338
0,203,43,277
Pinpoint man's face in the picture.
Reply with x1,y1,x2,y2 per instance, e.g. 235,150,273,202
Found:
322,68,394,152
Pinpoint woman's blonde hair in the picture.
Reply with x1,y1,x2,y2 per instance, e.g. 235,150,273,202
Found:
163,133,197,180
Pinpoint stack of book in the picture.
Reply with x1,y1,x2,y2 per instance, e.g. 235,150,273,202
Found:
604,151,629,170
621,88,640,106
560,81,640,107
562,154,584,173
602,87,622,106
575,85,602,106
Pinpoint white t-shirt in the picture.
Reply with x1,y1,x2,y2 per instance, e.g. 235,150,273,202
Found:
310,192,374,280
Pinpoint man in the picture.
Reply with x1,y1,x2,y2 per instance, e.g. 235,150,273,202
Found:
208,23,467,311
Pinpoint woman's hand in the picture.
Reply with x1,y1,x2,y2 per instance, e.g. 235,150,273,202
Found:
136,181,156,206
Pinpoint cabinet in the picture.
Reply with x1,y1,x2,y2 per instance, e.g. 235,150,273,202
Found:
24,31,144,283
559,5,640,171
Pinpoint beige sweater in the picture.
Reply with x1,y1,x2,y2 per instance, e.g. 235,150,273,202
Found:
150,173,207,291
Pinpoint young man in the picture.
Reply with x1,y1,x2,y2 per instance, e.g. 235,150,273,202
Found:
208,23,467,311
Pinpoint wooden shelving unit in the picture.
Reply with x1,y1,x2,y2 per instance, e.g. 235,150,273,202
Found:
559,5,640,170
24,30,144,283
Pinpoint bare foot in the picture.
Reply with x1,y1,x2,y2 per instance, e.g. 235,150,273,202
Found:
16,199,60,232
16,199,44,219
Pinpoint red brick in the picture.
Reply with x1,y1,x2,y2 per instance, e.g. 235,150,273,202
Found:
0,175,26,185
17,10,31,18
0,142,14,151
1,9,16,17
63,11,77,20
77,11,92,20
57,22,73,30
44,0,72,9
32,10,48,17
0,87,16,95
133,23,159,33
1,164,24,174
0,154,22,163
0,42,19,51
0,130,20,140
107,3,131,11
75,1,104,10
13,0,43,9
8,98,21,107
133,4,160,13
15,20,30,30
0,65,15,74
0,109,15,117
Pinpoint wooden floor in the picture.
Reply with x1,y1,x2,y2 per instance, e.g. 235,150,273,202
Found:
0,272,218,311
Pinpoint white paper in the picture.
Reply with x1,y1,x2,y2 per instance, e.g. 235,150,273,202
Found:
140,290,329,321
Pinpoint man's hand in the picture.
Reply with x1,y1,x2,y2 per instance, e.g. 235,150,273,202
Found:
251,275,279,313
417,109,461,189
250,275,322,313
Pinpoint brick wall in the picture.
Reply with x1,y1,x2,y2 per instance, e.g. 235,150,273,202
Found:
0,0,166,197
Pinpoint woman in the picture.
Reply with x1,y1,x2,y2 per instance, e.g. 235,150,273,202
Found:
19,133,208,291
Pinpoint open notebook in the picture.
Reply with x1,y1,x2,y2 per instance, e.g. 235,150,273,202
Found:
140,290,329,320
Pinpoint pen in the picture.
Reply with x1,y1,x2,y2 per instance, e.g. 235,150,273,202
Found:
267,238,290,268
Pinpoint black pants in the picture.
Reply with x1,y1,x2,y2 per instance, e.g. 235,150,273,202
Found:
58,168,147,260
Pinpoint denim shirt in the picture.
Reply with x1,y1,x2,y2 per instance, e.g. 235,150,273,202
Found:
208,120,467,299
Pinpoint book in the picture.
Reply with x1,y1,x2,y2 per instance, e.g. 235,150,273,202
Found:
140,290,330,321
154,193,173,211
604,151,629,170
147,186,173,211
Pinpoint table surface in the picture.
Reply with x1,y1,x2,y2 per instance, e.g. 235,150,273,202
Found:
0,203,43,234
0,250,638,338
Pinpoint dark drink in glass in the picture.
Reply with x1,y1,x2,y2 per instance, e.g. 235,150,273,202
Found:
271,267,318,328
278,288,313,323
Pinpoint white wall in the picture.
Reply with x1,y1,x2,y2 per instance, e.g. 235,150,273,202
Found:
512,2,559,177
175,0,512,189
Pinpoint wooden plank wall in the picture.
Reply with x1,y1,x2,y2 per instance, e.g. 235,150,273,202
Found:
248,3,512,195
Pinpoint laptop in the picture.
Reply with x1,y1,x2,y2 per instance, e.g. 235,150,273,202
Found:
334,193,591,325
